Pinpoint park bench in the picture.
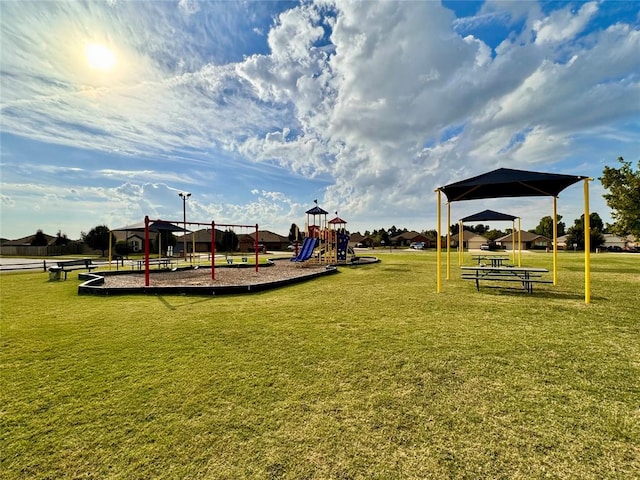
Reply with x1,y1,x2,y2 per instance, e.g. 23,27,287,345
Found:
49,259,96,280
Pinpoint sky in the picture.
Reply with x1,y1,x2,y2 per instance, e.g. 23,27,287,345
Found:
1,0,639,240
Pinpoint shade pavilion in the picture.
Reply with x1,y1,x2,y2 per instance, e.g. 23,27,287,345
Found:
435,168,592,303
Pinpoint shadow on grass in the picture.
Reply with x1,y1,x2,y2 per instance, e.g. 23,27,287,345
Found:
468,285,588,301
156,295,216,310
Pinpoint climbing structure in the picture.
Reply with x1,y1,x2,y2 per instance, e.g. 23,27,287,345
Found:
297,202,352,265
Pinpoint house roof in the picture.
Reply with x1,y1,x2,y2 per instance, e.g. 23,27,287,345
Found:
177,228,224,243
438,168,587,202
255,230,289,242
451,231,487,241
460,209,518,222
390,231,424,241
496,231,551,242
3,233,56,246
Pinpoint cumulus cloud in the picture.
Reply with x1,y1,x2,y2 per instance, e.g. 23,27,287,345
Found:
1,0,638,238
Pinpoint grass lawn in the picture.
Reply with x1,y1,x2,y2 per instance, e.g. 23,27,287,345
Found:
1,251,638,479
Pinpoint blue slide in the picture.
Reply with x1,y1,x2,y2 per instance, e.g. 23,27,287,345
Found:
290,237,318,262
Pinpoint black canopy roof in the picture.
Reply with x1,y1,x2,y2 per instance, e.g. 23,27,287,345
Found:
306,206,328,215
111,221,188,233
439,168,587,202
460,209,518,222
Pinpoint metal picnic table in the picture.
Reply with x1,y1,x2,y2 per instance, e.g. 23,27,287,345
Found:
471,255,510,267
461,265,551,293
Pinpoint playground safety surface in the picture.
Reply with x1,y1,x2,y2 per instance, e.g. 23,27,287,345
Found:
78,257,379,296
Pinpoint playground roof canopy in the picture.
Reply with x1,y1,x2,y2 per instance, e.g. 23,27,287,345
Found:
460,209,518,222
111,221,188,233
329,216,347,224
306,206,329,215
438,168,588,202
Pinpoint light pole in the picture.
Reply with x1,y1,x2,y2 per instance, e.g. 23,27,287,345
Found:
178,192,191,260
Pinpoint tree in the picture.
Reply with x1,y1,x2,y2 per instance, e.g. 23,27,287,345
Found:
288,223,303,243
565,213,606,251
379,229,389,246
31,229,48,246
221,229,239,254
532,215,565,239
600,157,640,238
54,230,69,246
82,225,113,256
153,230,177,254
472,224,489,235
485,229,505,241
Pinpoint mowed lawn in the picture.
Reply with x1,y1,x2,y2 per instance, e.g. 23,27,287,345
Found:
1,252,638,479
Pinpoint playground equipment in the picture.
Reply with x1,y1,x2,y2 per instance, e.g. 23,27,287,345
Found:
111,216,261,286
211,221,260,280
293,203,352,265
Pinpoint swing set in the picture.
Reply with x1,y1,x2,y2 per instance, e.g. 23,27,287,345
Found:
139,216,260,286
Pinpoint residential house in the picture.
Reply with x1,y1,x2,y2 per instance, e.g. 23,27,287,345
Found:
391,231,432,248
450,231,488,250
0,232,57,256
348,232,365,247
111,231,146,252
603,233,627,251
496,231,552,250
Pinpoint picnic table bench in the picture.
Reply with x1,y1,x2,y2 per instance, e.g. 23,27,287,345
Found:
49,259,97,280
461,265,551,293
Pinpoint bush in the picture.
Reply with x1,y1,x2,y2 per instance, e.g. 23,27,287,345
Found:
114,241,132,256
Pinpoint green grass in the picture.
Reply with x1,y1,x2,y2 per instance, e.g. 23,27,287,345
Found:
1,252,639,479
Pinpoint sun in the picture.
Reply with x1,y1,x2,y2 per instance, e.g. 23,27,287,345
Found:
85,43,116,71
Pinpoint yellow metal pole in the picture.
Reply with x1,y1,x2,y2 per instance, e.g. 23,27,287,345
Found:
518,218,522,266
192,233,195,266
458,220,463,265
553,196,558,285
436,190,442,293
584,179,591,304
446,202,451,280
108,231,113,271
511,220,515,264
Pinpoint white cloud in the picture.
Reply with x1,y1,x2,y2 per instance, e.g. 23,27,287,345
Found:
0,0,638,239
533,1,599,44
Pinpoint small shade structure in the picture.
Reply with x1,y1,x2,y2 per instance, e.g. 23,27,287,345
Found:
306,204,329,238
435,168,592,303
456,209,520,268
108,220,188,268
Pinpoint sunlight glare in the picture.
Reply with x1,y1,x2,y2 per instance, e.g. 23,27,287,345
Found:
85,43,116,71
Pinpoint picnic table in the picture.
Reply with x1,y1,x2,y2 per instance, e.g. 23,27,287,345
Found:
471,255,510,267
461,265,551,293
133,258,176,270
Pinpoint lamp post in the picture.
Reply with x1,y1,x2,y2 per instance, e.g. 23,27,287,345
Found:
178,192,191,260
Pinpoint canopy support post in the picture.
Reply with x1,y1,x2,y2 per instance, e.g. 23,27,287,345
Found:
144,216,150,287
436,190,442,293
108,231,113,271
511,220,516,264
458,220,463,266
446,202,451,280
518,218,522,267
553,196,558,285
584,179,591,304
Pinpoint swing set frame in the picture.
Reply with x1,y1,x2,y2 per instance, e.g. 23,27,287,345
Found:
140,216,260,286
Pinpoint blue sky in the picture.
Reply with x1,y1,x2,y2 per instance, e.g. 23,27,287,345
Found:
1,0,639,240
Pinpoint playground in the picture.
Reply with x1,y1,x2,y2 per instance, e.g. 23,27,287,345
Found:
80,203,378,295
